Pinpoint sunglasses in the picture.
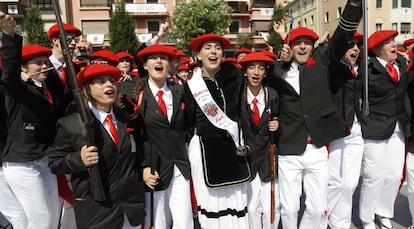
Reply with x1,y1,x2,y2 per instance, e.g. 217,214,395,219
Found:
348,40,363,48
66,35,80,43
90,60,108,65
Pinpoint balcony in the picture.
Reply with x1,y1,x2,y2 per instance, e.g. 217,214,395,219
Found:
121,3,169,17
251,0,276,8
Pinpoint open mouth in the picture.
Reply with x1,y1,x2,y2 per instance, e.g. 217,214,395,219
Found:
208,56,218,64
154,65,164,72
104,89,115,96
251,76,261,84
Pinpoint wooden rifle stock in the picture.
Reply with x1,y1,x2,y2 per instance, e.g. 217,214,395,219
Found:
51,0,105,201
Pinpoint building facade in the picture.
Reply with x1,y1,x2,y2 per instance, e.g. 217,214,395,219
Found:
4,0,282,52
284,0,413,45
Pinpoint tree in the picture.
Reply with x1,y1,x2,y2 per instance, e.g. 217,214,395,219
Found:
171,0,232,50
109,0,138,54
237,33,254,49
23,6,50,47
267,4,285,53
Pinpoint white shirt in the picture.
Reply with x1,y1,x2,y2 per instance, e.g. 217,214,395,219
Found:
89,102,117,140
247,87,265,117
148,80,173,122
282,61,300,94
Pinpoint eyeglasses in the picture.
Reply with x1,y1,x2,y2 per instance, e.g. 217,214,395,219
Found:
90,60,108,65
66,35,80,43
348,40,363,48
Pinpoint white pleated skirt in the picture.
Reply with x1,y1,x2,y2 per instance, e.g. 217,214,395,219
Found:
188,135,249,229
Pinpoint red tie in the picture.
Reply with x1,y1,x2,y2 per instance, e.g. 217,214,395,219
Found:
157,90,168,117
105,114,119,148
43,83,53,109
251,98,260,126
59,66,67,87
386,62,399,85
350,66,357,77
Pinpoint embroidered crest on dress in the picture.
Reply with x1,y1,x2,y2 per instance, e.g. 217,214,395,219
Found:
203,102,218,117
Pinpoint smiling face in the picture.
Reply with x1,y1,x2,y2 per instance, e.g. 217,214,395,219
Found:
86,75,119,112
21,56,51,82
290,37,314,65
246,61,267,91
144,53,170,87
373,37,398,62
197,40,223,77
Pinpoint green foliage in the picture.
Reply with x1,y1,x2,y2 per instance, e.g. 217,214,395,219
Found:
237,33,254,49
267,4,285,53
109,0,138,54
23,6,50,47
171,0,232,50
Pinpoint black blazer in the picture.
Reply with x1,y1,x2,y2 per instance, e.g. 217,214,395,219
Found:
48,109,145,229
241,86,279,182
1,33,62,162
140,82,191,190
359,54,411,140
265,2,362,155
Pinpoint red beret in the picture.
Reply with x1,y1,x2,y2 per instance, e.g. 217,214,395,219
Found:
260,50,277,61
137,44,178,61
353,32,363,41
284,27,319,44
177,65,190,71
238,52,275,66
48,23,82,40
403,38,414,47
233,48,253,58
189,34,231,52
89,50,119,65
368,30,398,51
74,60,88,67
180,57,191,65
77,64,121,87
115,51,134,61
22,45,52,62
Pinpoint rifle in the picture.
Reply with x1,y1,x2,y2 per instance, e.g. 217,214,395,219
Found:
51,0,105,201
361,0,369,116
268,106,277,224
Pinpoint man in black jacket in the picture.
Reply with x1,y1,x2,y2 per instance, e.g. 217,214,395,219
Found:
265,1,362,228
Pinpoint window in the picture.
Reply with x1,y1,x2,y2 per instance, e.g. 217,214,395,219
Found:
337,7,342,19
80,0,110,7
303,18,307,27
392,0,398,8
401,23,411,35
375,23,382,31
229,21,239,34
402,0,411,7
376,0,382,8
147,0,158,3
310,15,314,25
147,21,160,34
32,0,52,10
82,21,109,35
325,12,329,23
392,23,398,30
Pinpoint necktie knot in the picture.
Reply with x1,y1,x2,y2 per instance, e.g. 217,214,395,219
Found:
157,90,164,98
350,66,357,76
386,62,399,85
105,114,119,148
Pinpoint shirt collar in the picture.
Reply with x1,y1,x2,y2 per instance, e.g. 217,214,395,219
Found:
89,101,116,124
247,87,264,104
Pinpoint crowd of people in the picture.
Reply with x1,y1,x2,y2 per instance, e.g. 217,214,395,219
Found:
1,0,414,228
